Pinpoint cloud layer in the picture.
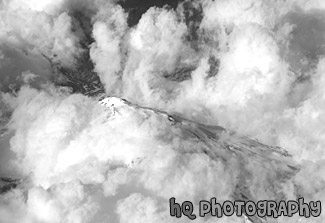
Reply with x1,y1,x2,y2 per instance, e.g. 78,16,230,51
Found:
1,0,325,222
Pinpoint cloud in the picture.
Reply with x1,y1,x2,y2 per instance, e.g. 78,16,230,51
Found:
90,4,128,94
1,0,325,222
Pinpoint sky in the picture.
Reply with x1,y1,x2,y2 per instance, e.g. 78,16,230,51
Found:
1,0,325,222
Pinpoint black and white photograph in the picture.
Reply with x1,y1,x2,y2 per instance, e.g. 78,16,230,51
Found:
0,0,324,222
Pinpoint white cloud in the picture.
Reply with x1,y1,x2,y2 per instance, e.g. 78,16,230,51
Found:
1,0,325,222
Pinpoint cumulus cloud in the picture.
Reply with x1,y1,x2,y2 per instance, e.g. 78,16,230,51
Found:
1,0,325,223
90,4,128,94
0,87,298,223
0,2,81,66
